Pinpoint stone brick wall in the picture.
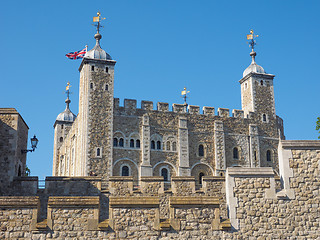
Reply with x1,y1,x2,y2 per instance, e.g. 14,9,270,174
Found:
0,108,28,195
1,141,320,238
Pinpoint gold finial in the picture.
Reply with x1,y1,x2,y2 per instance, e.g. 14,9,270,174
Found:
66,81,71,91
93,11,106,33
247,29,259,51
181,87,190,105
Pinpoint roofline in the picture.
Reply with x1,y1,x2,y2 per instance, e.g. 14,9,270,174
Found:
0,108,29,129
239,72,275,84
79,57,116,72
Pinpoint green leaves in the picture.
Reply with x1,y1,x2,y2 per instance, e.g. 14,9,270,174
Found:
316,117,320,139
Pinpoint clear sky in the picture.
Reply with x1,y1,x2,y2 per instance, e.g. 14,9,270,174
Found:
1,1,319,178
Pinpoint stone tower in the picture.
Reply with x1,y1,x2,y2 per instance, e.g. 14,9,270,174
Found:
77,31,116,177
240,50,276,122
52,93,76,176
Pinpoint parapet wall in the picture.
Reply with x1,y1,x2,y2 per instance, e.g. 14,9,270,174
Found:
0,140,319,239
114,98,253,119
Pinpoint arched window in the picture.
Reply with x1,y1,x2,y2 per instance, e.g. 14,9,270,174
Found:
113,138,118,147
254,151,257,161
263,114,267,122
130,139,134,148
106,67,109,73
151,140,155,149
161,168,169,182
91,66,95,71
121,165,129,176
199,172,205,185
198,144,204,157
60,137,63,142
157,141,161,150
90,82,93,89
61,125,64,129
267,150,271,162
96,148,101,157
233,147,239,159
172,142,177,151
260,80,263,86
136,140,140,148
105,84,108,91
166,141,171,151
119,138,124,147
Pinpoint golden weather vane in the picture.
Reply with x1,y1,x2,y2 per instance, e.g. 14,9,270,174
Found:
92,11,106,33
247,29,259,51
181,87,190,105
65,82,72,99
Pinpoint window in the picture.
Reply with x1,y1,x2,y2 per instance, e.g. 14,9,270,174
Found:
245,83,248,89
121,165,129,176
166,141,171,151
161,168,169,182
60,137,63,142
61,125,64,129
198,144,204,157
90,83,93,89
267,150,271,162
172,142,177,151
119,138,124,147
130,139,134,148
91,65,95,71
233,147,239,159
260,80,263,86
18,165,22,177
113,138,118,147
151,140,155,149
263,114,267,122
106,67,109,73
199,172,205,184
105,84,108,91
136,139,140,148
157,141,161,150
96,148,101,157
254,151,257,161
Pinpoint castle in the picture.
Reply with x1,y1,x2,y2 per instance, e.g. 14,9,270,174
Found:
52,27,284,184
0,19,319,239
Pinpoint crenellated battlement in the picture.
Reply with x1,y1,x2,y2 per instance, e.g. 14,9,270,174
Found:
113,98,252,119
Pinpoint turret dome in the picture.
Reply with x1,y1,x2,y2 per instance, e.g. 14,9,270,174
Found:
243,51,266,77
55,98,76,123
84,33,112,60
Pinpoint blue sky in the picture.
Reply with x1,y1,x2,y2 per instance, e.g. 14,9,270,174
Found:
1,1,319,178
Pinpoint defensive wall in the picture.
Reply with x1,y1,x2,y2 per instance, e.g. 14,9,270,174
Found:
0,140,319,239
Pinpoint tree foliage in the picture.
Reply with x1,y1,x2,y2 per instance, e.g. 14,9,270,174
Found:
316,117,320,139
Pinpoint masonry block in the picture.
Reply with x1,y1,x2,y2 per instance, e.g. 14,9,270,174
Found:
141,100,153,111
203,106,215,116
218,108,230,118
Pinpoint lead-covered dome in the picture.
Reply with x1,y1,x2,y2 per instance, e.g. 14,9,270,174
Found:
56,99,76,122
84,33,112,60
243,51,266,77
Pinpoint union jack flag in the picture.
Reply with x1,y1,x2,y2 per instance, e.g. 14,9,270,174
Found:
65,48,86,60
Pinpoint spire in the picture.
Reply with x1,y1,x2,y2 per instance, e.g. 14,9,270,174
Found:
65,82,71,110
246,29,259,63
55,82,76,123
243,30,266,77
84,11,112,60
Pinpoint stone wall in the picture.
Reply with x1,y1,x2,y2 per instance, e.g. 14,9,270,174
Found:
1,140,319,239
0,108,28,195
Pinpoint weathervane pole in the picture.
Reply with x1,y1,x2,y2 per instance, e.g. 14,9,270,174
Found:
93,11,106,34
181,87,190,111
